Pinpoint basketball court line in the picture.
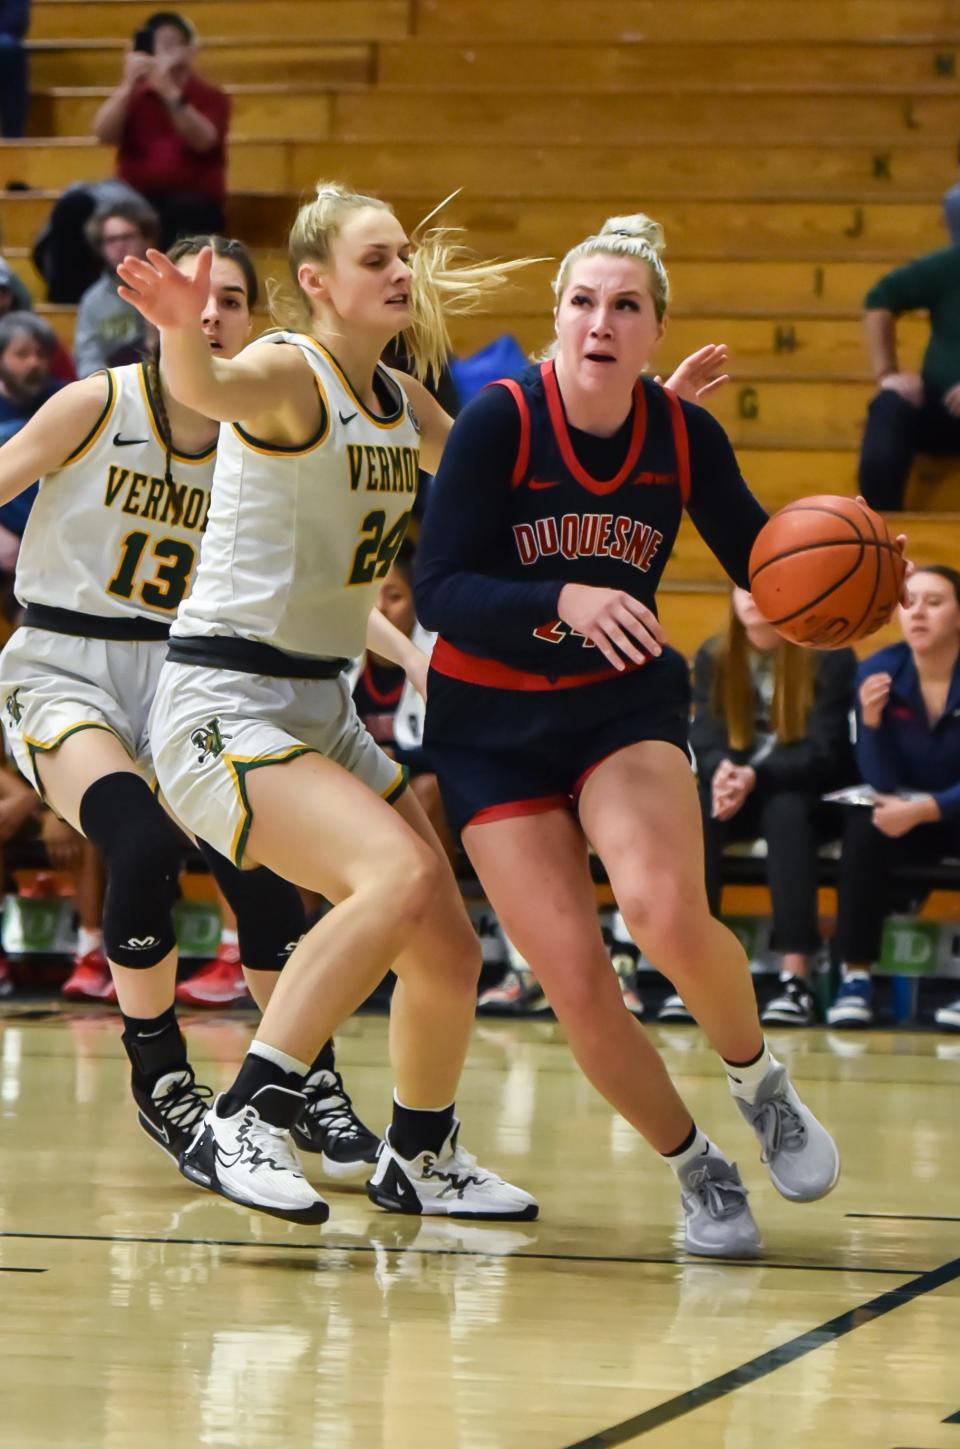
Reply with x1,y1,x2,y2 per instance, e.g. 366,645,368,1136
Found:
562,1254,960,1447
0,1266,46,1273
943,1410,960,1423
847,1213,960,1223
0,1228,934,1277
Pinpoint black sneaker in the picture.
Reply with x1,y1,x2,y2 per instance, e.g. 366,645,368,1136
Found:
291,1068,381,1184
657,993,694,1023
132,1066,213,1161
761,976,816,1027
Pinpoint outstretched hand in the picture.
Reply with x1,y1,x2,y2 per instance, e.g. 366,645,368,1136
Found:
656,344,730,404
117,246,212,329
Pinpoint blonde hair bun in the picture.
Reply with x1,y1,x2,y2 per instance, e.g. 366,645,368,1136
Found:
598,214,666,255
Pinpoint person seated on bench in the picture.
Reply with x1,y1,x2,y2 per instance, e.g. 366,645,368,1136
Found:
859,242,960,511
690,588,856,1027
829,566,960,1029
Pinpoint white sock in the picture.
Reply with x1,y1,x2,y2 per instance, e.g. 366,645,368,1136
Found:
725,1043,777,1102
76,927,103,958
663,1126,711,1176
392,1090,456,1115
502,932,531,973
220,928,239,947
249,1039,310,1077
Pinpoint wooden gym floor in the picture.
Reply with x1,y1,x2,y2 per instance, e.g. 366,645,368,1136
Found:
0,1006,957,1448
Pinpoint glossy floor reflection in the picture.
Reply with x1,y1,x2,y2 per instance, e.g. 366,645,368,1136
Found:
1,1006,957,1447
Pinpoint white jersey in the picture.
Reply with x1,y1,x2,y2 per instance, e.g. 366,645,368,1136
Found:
15,361,216,621
172,332,421,660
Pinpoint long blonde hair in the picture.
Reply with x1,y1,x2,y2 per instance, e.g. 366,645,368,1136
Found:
270,181,541,382
711,599,814,750
552,212,670,320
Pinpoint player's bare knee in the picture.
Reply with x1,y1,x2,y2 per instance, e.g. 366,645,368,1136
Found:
618,885,710,967
371,838,440,934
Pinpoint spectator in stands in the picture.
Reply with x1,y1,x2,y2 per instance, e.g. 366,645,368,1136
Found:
32,179,145,305
859,245,960,510
690,588,856,1027
0,0,29,139
0,752,107,1000
75,198,159,376
0,256,30,314
828,566,960,1028
0,259,74,383
92,12,230,249
0,312,62,543
943,142,960,246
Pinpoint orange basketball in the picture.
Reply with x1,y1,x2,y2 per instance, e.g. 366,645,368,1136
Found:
748,495,905,647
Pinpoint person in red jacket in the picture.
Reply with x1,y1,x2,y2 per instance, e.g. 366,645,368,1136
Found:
92,12,229,249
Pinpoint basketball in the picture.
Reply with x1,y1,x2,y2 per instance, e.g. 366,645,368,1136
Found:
748,494,906,647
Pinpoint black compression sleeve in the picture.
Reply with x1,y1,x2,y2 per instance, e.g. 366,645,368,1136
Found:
683,401,768,589
414,385,565,639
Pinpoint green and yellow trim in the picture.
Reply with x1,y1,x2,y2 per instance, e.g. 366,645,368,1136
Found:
137,364,217,464
382,763,409,805
63,369,117,466
295,334,406,430
24,721,124,797
224,746,317,866
232,377,331,457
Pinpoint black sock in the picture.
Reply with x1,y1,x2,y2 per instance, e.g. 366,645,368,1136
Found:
219,1050,306,1119
308,1039,336,1077
120,1005,187,1086
661,1121,699,1158
390,1098,456,1158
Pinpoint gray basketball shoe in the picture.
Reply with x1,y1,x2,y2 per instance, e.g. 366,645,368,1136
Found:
734,1062,840,1202
678,1146,763,1259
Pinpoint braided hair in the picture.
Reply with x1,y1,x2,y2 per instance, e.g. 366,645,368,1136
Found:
146,234,259,526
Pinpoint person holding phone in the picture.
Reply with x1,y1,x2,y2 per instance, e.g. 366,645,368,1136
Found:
93,11,229,249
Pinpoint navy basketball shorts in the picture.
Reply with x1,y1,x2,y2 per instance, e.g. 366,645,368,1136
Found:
423,646,691,838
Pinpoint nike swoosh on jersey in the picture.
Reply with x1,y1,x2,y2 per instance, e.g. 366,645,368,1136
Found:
113,432,149,446
339,411,358,424
528,478,561,490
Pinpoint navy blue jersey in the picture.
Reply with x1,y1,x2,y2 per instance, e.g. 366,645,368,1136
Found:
416,360,768,683
352,658,404,750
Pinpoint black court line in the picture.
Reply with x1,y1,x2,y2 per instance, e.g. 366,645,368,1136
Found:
564,1254,960,1448
0,1266,46,1273
0,1230,930,1276
944,1409,960,1423
848,1213,960,1224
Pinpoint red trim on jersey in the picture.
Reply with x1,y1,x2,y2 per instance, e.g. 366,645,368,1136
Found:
540,359,647,497
491,378,531,488
432,636,641,692
465,795,571,830
662,386,691,506
360,661,404,708
571,744,637,802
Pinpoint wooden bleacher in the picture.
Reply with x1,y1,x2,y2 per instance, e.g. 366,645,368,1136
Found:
2,0,960,633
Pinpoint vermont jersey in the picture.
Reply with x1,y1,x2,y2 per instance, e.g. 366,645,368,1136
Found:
15,362,215,622
172,332,421,661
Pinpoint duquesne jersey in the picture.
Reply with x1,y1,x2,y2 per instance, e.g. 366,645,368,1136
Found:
172,331,421,661
15,362,215,622
433,359,689,682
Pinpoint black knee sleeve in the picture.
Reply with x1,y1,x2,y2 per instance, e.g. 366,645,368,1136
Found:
197,838,306,972
79,773,185,968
